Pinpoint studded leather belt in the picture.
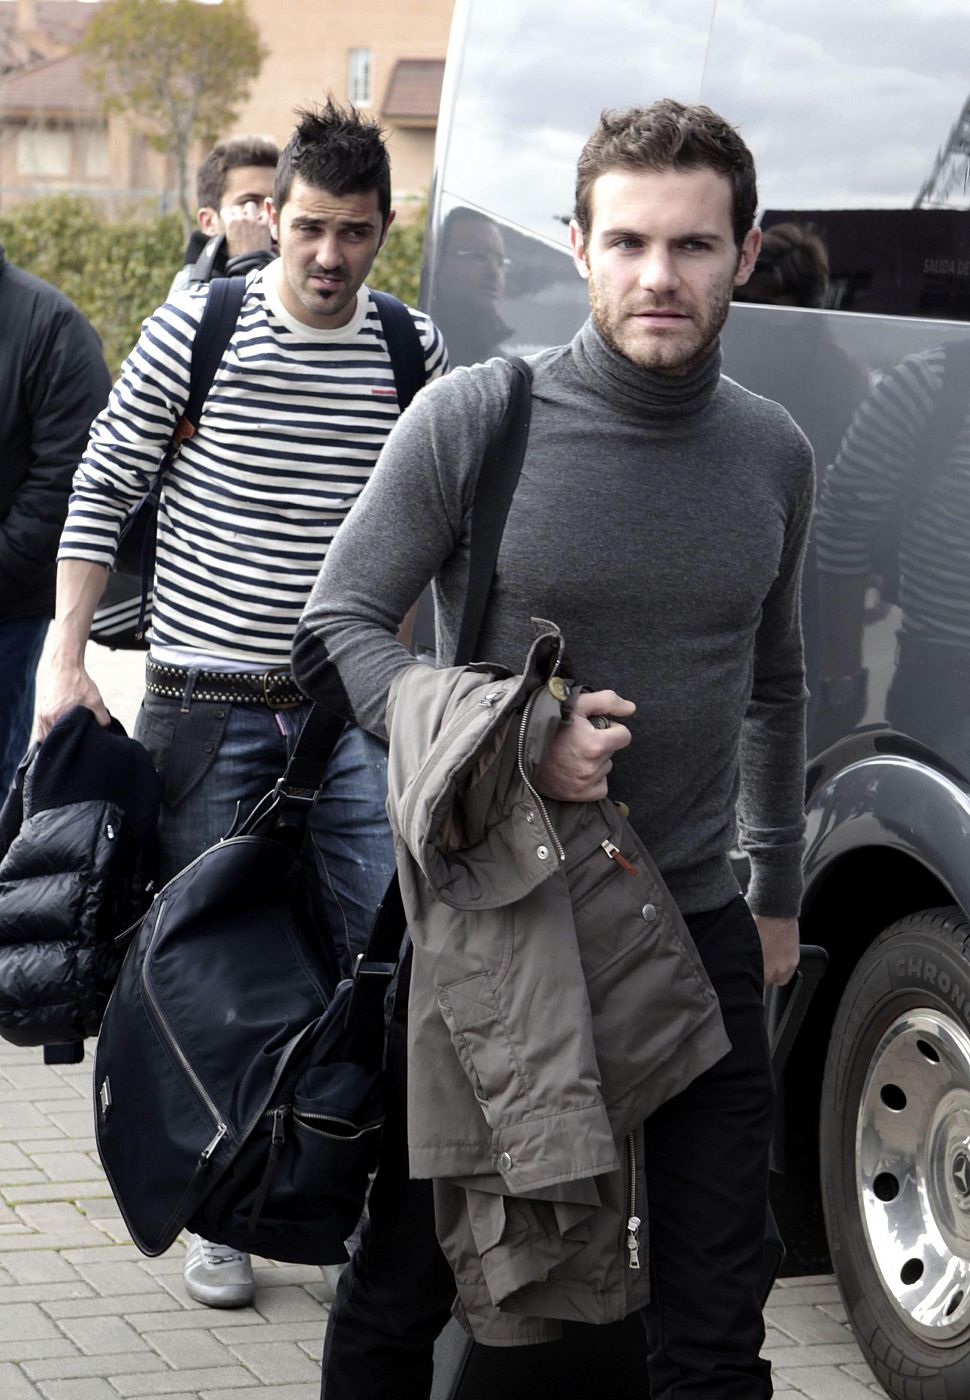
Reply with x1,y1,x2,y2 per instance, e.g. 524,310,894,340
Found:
145,658,306,709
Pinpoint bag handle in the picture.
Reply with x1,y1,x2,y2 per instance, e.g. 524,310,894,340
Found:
455,357,533,665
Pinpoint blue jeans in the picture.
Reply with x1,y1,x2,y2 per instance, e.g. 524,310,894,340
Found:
0,616,48,794
134,687,396,971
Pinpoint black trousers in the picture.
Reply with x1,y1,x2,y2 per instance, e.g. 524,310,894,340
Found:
320,895,775,1399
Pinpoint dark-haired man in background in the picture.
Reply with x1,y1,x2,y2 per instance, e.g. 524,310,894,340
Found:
40,98,447,1311
294,99,813,1398
0,246,110,792
169,133,280,294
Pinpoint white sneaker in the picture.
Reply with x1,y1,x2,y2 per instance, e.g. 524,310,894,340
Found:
183,1233,254,1308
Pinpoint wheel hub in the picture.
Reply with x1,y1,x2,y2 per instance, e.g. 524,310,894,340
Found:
952,1146,970,1207
857,1009,970,1342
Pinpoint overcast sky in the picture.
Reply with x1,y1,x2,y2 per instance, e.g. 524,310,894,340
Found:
442,0,970,240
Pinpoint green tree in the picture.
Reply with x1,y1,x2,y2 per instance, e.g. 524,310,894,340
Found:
0,196,183,375
79,0,266,233
368,207,426,309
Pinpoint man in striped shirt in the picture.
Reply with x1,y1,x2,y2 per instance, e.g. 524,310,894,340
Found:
39,99,447,1310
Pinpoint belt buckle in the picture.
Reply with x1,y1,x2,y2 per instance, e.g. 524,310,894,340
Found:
261,668,301,710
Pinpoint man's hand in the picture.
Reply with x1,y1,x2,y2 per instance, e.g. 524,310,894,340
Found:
221,200,272,260
37,659,110,739
533,689,635,802
753,914,800,986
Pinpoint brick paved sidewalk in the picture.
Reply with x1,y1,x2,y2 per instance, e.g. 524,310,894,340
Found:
0,1037,889,1399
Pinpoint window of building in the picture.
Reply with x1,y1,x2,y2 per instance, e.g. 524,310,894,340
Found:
80,126,110,181
17,126,71,179
348,48,373,106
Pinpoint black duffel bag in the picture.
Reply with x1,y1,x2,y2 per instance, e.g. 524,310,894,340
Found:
93,705,405,1263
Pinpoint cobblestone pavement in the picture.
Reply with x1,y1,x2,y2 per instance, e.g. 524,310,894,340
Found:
14,645,889,1398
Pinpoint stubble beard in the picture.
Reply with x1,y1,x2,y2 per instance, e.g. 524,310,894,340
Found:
588,272,734,377
301,272,355,323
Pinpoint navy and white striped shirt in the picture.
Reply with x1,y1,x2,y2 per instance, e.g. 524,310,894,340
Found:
59,261,447,665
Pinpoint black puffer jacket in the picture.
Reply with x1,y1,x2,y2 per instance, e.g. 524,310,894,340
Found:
0,707,160,1059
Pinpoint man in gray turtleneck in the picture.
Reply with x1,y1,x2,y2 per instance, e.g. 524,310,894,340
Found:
294,101,813,1400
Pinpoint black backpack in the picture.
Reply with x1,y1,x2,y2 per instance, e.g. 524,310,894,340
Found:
92,360,534,1263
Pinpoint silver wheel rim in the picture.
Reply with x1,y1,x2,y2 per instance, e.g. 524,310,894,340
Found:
857,1008,970,1343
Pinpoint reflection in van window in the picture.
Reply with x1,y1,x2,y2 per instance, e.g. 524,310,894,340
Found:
704,0,970,318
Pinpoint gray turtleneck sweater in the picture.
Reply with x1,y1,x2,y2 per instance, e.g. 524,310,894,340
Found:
293,319,814,919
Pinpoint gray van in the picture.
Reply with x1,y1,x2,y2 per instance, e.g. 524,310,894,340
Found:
420,3,970,1396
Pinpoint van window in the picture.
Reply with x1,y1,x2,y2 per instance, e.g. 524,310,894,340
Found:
703,0,970,318
439,0,715,246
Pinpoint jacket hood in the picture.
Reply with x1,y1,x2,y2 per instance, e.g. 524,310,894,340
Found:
386,625,567,910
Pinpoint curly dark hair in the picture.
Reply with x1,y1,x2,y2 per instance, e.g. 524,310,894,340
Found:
196,136,279,211
274,97,391,226
574,100,758,249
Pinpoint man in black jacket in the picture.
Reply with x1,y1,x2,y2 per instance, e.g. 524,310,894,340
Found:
0,246,111,791
168,135,279,294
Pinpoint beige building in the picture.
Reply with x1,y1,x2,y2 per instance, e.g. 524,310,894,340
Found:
238,0,453,212
0,0,453,215
0,0,171,213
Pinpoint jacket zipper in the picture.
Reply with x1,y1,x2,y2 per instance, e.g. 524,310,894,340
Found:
625,1133,641,1270
600,839,638,875
517,634,567,863
141,899,227,1162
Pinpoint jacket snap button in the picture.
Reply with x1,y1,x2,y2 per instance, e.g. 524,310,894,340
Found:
499,1151,512,1170
537,845,549,860
525,811,536,823
641,903,657,921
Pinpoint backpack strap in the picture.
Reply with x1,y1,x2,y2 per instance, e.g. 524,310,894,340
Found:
370,289,427,413
132,276,247,634
183,276,247,430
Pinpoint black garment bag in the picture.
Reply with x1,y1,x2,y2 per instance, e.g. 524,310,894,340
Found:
93,704,404,1262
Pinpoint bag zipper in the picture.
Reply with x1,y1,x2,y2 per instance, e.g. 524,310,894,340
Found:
625,1133,641,1270
136,862,339,1195
247,1104,290,1233
140,899,228,1162
292,1109,382,1140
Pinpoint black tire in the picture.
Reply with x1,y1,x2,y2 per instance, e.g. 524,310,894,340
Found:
820,905,970,1399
